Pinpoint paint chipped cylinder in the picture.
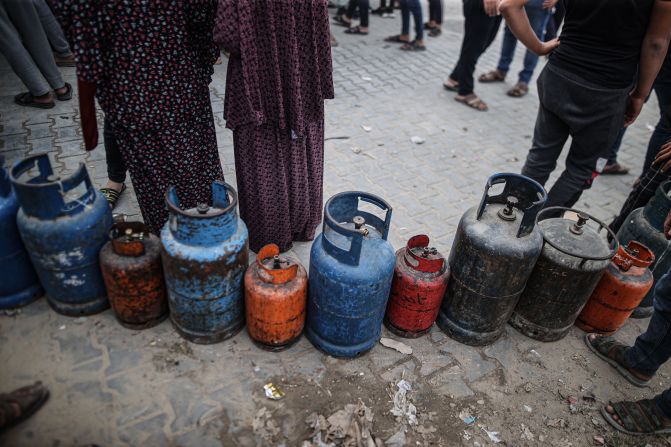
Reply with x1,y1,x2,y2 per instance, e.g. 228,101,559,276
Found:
161,181,249,344
0,157,43,309
100,222,168,329
245,244,307,350
10,154,112,316
384,235,450,338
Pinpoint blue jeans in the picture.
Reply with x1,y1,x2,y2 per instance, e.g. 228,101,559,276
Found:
625,272,671,418
400,0,423,41
497,0,550,84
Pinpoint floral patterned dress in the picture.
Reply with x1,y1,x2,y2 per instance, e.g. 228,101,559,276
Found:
214,0,334,253
53,0,224,234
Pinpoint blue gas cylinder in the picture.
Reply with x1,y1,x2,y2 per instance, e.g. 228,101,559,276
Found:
0,157,42,309
306,191,396,358
161,181,249,344
11,154,112,315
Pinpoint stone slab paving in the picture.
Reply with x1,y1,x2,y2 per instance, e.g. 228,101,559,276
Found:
1,2,670,446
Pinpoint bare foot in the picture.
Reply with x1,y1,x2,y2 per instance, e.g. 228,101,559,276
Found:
33,93,54,104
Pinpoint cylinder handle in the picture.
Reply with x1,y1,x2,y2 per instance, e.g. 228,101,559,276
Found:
256,244,299,285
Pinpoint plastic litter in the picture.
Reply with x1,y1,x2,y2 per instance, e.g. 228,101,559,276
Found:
390,379,417,425
264,383,285,400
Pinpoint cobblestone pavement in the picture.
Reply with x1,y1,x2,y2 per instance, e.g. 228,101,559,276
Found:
1,3,670,446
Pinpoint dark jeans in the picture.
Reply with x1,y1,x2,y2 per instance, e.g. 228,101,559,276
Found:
624,271,671,418
400,0,422,40
497,0,551,84
450,0,502,96
428,0,442,24
610,166,670,233
104,120,126,184
521,64,629,207
348,0,369,26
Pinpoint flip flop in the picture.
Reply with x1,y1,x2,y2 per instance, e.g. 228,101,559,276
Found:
443,79,459,92
344,26,368,35
478,70,506,83
428,28,442,37
455,95,488,111
507,82,528,98
14,92,54,109
384,34,409,44
400,41,426,52
601,400,671,436
100,184,127,209
584,334,651,387
56,82,72,101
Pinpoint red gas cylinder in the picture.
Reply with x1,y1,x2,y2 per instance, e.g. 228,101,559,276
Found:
384,235,450,338
576,241,655,335
245,244,307,351
100,222,168,329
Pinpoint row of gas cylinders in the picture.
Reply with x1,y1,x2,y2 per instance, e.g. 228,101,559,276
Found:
2,155,667,355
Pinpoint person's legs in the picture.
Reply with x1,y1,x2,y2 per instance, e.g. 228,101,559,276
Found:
517,0,550,84
358,0,369,27
407,0,423,41
31,0,70,58
643,83,671,173
346,0,358,19
496,25,516,76
104,120,127,185
428,0,442,24
4,0,65,91
609,166,670,233
0,3,51,97
400,0,410,36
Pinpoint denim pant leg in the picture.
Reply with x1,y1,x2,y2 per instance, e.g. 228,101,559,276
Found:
497,25,517,75
518,3,551,84
401,0,410,35
409,0,423,40
643,81,671,173
625,272,671,378
359,0,369,27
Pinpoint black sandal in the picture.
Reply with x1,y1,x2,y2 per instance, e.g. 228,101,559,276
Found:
601,400,671,435
56,82,72,101
584,334,652,387
14,92,55,109
333,15,351,27
400,40,426,52
100,184,127,209
344,26,368,35
384,34,409,44
428,28,442,37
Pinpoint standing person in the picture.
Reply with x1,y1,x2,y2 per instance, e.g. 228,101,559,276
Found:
31,0,74,67
0,0,72,108
443,0,504,112
53,0,224,234
584,208,671,435
499,0,671,208
478,0,555,98
384,0,425,50
215,0,334,253
425,0,443,37
335,0,370,35
372,0,395,16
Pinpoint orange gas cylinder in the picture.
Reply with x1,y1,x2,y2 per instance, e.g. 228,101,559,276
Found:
576,241,654,335
245,244,307,351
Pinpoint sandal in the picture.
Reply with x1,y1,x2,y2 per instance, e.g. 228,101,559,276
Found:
400,41,426,52
56,82,72,101
601,162,630,175
455,94,488,111
478,70,506,83
601,400,671,435
100,184,127,209
443,78,459,92
424,22,436,30
384,34,409,44
0,382,50,430
507,82,528,98
14,92,54,109
333,15,351,27
344,26,368,35
584,334,652,387
428,28,442,37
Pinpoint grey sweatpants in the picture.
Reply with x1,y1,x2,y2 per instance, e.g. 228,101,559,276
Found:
0,0,66,96
521,64,630,208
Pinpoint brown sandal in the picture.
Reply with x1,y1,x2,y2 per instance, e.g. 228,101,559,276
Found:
455,94,488,111
478,70,506,83
507,82,529,98
585,334,652,387
601,400,671,435
443,78,459,92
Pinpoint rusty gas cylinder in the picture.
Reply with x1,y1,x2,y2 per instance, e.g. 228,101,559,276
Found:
245,244,307,351
384,235,450,338
576,241,654,335
100,221,168,329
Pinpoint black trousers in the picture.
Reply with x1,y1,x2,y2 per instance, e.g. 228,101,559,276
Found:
429,0,443,24
104,119,126,183
521,64,630,208
347,0,369,26
450,0,502,96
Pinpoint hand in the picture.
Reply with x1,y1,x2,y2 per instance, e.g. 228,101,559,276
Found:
652,139,671,172
483,0,499,17
664,208,671,239
543,0,559,9
535,38,560,56
624,93,646,127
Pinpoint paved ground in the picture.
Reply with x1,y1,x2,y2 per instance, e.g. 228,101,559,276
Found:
1,2,670,446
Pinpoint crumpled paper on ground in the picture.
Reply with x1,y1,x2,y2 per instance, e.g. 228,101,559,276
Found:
303,399,384,447
390,380,417,426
